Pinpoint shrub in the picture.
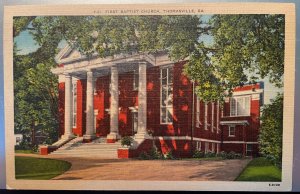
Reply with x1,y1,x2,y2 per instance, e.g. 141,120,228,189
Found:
226,151,236,159
204,151,216,158
121,136,133,147
149,146,163,159
138,151,150,160
165,149,175,160
138,147,163,160
192,150,205,158
31,144,39,153
216,151,227,159
15,141,32,151
234,153,243,159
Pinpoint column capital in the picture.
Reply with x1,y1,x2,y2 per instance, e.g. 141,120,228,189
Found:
63,72,71,77
111,65,118,70
138,61,147,66
86,68,95,73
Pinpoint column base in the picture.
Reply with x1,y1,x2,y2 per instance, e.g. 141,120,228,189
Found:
107,133,120,143
134,132,150,140
83,134,96,143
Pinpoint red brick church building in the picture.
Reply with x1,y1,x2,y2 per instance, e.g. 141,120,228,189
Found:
40,44,264,158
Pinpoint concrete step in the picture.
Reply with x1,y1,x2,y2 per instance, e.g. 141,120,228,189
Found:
50,137,122,158
53,149,119,153
52,152,118,156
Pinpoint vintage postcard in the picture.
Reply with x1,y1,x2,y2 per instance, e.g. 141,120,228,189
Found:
3,3,295,191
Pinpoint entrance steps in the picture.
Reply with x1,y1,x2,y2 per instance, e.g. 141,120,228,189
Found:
50,137,121,158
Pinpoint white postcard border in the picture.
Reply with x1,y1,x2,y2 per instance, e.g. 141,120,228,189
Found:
3,3,295,191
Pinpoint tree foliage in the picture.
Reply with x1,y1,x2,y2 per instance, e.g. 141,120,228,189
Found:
14,52,59,146
13,15,285,147
258,93,283,167
184,14,284,102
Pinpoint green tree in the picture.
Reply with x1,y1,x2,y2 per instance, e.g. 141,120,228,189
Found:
183,14,284,102
14,53,59,147
258,93,283,167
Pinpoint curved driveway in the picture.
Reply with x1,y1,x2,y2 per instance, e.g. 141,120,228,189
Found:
15,154,250,181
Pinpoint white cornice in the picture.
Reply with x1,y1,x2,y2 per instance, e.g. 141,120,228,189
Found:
220,120,249,126
232,89,263,96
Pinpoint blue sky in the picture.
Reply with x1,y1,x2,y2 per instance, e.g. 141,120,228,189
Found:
13,16,282,104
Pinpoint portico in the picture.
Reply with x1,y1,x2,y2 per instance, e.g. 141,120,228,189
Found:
52,47,172,143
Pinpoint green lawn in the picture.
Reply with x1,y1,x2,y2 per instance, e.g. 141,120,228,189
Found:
15,150,37,154
15,156,71,180
235,157,281,182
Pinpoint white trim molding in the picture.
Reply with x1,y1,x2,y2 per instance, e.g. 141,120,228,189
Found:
220,120,249,125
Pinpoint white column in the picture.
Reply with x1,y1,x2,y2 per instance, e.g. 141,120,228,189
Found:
83,70,96,141
63,73,74,139
135,62,149,139
107,65,120,141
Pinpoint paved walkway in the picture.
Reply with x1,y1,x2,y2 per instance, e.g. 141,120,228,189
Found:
16,153,250,181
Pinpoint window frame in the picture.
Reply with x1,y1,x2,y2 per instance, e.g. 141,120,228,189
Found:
211,102,215,132
212,143,215,153
216,101,220,133
230,95,251,117
246,144,253,156
229,125,235,137
205,142,209,153
204,102,208,130
196,97,201,128
133,69,139,91
160,66,173,125
196,141,201,151
72,81,77,128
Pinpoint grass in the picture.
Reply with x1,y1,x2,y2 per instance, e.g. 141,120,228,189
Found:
15,150,37,154
15,156,71,180
235,157,281,182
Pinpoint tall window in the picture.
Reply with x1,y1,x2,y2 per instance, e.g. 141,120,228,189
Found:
211,102,214,132
205,142,209,153
72,82,77,128
230,96,250,116
246,144,253,156
133,69,139,91
216,101,220,133
212,143,215,153
160,67,173,124
229,126,235,137
204,102,208,130
196,97,201,127
94,110,98,131
196,141,201,151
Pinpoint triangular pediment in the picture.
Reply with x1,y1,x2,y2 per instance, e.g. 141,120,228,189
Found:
55,44,83,64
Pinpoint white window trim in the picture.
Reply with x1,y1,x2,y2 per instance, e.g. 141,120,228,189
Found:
196,141,201,151
196,97,201,128
94,110,98,131
211,102,214,132
160,66,173,125
93,78,97,95
216,101,220,134
133,69,139,91
246,144,253,155
72,81,77,128
230,95,251,117
229,125,235,137
212,142,215,153
205,142,209,153
204,102,208,130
